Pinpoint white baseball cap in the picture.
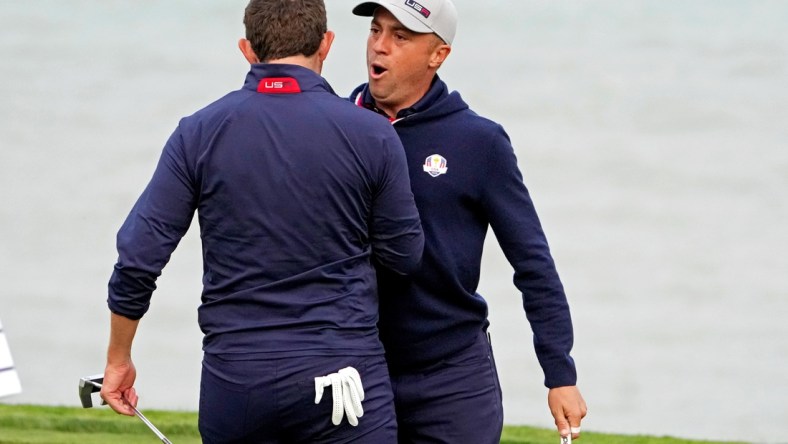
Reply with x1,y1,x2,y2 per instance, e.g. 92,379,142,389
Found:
352,0,458,45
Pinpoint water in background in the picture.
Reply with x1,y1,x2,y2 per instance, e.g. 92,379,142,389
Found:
1,1,786,442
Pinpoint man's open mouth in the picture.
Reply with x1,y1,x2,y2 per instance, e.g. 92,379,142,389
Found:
370,63,388,77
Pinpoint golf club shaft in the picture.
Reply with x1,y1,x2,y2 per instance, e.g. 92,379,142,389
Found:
130,404,172,444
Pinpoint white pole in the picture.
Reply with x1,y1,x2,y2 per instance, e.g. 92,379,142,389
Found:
0,318,23,398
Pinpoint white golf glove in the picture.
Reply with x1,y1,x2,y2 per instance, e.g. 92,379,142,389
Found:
314,366,365,426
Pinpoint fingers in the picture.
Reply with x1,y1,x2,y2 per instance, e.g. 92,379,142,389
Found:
123,387,139,408
100,385,138,416
555,420,581,441
101,362,138,416
564,408,584,440
101,388,135,416
569,393,588,440
555,417,570,439
556,413,581,439
548,386,588,440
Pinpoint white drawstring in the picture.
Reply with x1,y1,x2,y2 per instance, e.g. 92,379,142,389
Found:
314,366,365,426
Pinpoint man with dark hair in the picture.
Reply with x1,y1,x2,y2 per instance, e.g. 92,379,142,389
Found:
100,0,423,442
349,0,587,443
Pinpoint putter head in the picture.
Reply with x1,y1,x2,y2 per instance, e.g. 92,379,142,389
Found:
78,374,104,408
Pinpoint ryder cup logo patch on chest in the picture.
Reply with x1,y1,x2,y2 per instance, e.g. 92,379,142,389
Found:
423,154,448,177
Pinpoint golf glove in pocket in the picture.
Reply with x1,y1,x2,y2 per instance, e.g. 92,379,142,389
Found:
314,366,365,426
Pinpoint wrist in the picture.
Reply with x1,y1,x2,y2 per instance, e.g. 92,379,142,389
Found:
106,349,132,366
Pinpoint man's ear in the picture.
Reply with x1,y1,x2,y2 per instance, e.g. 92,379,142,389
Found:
238,38,260,64
429,43,451,70
318,30,336,63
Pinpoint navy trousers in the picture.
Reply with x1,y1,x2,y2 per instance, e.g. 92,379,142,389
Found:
391,331,504,444
198,353,397,443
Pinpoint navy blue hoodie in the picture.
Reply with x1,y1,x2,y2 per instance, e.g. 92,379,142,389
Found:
351,77,576,388
108,64,423,358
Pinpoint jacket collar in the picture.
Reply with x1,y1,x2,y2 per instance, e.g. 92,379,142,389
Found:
243,64,335,95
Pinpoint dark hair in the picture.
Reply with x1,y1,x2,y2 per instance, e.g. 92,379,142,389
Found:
243,0,327,62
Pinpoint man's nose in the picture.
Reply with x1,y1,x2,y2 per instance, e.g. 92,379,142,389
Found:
371,35,390,54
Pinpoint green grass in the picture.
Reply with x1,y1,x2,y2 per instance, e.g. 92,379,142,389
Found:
0,404,200,444
499,425,748,444
0,404,748,444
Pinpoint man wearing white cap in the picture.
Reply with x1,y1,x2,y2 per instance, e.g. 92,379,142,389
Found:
350,0,587,442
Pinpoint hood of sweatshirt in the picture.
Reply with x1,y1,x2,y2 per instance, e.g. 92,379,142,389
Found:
350,75,470,126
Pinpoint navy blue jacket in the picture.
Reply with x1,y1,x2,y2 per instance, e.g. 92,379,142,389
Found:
108,64,424,358
351,77,576,387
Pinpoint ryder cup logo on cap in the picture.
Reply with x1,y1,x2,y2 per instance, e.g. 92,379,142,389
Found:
352,0,458,45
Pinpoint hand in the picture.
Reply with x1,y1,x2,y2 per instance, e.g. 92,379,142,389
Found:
548,385,587,440
100,359,138,416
